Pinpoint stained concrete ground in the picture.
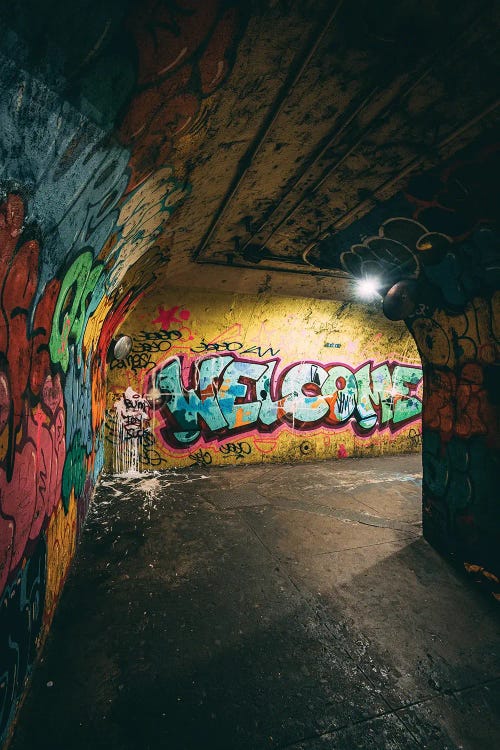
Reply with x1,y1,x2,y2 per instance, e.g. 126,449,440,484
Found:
10,454,500,750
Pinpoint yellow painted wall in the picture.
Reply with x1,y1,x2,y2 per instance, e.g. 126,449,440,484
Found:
105,288,423,471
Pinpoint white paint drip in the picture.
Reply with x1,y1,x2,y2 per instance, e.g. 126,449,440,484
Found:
136,475,161,497
113,387,151,475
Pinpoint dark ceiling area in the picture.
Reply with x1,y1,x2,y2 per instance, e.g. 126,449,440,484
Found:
1,0,498,297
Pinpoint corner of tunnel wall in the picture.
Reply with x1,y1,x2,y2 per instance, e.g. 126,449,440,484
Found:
105,287,424,474
406,291,500,589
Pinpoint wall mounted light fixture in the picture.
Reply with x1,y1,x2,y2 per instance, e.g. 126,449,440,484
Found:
382,280,418,320
108,335,132,361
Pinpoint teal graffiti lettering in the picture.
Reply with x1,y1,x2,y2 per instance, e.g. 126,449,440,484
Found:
61,433,87,509
152,355,423,447
392,365,423,424
156,356,231,443
281,363,330,422
354,363,394,430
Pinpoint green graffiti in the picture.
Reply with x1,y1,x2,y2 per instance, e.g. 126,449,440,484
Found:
50,251,104,371
392,365,423,423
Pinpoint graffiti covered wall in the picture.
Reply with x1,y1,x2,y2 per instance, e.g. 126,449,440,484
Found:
409,296,499,585
106,289,423,470
0,93,138,747
0,1,249,743
0,1,495,743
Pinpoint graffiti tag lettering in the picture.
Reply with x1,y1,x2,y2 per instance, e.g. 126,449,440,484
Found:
219,441,252,459
151,354,423,448
190,340,280,357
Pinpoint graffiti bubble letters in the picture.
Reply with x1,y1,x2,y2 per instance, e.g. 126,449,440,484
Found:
50,251,104,372
151,355,423,448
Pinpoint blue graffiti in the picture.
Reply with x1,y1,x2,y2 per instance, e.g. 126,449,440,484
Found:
153,355,423,447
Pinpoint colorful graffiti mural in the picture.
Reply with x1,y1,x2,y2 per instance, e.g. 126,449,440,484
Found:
0,196,184,738
0,3,216,730
0,71,136,745
106,288,423,471
0,188,123,746
151,354,422,448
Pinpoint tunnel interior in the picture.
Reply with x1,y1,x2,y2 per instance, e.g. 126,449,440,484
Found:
0,0,499,747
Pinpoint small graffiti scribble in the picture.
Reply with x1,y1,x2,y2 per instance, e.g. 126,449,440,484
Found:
113,388,151,474
299,440,314,456
188,448,212,468
407,427,422,448
219,441,252,459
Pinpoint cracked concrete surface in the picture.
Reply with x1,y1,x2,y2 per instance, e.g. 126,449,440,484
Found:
10,455,500,750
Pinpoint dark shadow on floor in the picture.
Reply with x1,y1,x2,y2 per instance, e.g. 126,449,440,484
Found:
9,456,500,750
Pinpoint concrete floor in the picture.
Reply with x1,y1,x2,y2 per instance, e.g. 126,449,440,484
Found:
10,455,500,750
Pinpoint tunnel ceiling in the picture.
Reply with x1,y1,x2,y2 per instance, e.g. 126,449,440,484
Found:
1,0,499,300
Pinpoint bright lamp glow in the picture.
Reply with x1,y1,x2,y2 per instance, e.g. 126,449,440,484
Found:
356,277,380,299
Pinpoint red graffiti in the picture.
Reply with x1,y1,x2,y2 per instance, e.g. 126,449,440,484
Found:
424,364,495,442
119,0,242,189
0,194,61,463
337,444,348,458
0,194,66,590
0,374,65,591
152,305,191,331
0,194,38,424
